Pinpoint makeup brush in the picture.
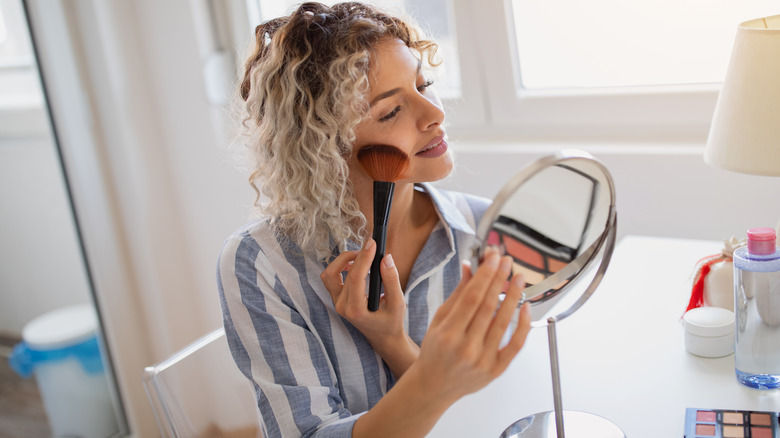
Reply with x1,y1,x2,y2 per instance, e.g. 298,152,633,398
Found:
357,144,410,311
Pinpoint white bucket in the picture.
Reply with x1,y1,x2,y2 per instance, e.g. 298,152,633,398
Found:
9,305,119,438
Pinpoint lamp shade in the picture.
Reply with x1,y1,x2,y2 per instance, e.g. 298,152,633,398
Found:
705,15,780,176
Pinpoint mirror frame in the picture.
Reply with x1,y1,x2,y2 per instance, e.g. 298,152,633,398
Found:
472,149,618,327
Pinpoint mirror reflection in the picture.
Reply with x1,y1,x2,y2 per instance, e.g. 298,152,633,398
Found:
474,153,616,323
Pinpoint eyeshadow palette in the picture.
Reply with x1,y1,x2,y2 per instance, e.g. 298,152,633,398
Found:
487,215,575,288
685,408,779,438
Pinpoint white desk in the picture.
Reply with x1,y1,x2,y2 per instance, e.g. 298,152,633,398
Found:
429,235,780,437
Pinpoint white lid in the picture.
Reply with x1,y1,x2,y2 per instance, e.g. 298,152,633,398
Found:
684,307,734,337
22,304,98,350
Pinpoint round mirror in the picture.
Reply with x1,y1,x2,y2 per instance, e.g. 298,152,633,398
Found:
474,149,623,437
472,149,617,327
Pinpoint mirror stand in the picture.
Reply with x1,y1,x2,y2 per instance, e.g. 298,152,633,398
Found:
500,224,624,438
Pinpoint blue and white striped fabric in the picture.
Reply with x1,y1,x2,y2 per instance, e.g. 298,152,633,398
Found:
217,183,490,437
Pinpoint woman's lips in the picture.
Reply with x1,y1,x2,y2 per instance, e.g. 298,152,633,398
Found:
415,135,448,158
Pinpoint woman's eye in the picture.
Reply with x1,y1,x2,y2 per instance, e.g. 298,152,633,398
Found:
376,81,434,122
378,106,401,122
417,79,434,92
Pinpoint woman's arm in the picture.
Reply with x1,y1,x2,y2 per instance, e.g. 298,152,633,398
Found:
324,244,531,437
352,249,532,437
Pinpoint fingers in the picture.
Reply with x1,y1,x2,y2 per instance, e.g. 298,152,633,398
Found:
432,261,472,324
321,250,359,301
465,255,513,336
439,248,503,332
496,301,532,367
484,272,526,350
379,254,404,310
321,239,376,306
343,239,376,291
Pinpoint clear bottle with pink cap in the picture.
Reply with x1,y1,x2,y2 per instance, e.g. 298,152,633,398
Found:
732,227,780,389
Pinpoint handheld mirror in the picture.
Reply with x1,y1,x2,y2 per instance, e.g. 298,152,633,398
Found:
471,150,623,437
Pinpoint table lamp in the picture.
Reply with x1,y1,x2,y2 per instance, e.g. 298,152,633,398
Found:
705,14,780,177
704,14,780,236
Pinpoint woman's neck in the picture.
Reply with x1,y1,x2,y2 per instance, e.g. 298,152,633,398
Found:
358,181,437,289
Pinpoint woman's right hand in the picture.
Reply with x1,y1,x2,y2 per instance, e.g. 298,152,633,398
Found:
409,247,532,404
321,239,419,377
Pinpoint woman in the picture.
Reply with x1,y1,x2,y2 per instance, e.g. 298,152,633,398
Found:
218,2,532,437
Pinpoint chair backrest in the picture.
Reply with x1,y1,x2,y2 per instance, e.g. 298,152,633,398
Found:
143,327,262,438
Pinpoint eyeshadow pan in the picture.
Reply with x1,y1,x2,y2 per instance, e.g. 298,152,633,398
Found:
723,412,744,424
723,425,744,437
696,424,716,435
751,427,773,438
487,230,500,247
697,411,717,422
752,413,772,426
502,235,545,270
547,257,568,273
510,263,545,285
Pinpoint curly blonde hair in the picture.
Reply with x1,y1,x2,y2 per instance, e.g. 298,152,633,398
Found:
239,2,439,260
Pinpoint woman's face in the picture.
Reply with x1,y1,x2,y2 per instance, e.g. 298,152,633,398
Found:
349,37,452,184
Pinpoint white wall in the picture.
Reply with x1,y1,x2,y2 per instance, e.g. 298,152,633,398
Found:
0,0,92,335
438,142,780,243
19,1,780,437
0,134,92,334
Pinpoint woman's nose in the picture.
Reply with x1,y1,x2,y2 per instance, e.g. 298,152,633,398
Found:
415,94,445,131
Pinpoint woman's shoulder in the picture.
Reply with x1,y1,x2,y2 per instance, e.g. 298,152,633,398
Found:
218,218,310,296
219,217,318,272
218,217,291,271
221,218,273,252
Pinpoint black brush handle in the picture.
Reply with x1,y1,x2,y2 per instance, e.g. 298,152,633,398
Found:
368,181,395,311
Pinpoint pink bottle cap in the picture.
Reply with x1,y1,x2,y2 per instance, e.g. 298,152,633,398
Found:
747,227,777,255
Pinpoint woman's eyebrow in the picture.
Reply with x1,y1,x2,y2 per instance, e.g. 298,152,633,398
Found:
369,58,423,107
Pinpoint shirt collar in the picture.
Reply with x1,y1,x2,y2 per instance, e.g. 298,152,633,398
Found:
416,182,477,236
333,183,479,261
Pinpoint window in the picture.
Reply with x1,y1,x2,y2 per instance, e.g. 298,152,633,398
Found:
253,0,461,98
230,1,779,141
0,0,45,136
511,0,780,89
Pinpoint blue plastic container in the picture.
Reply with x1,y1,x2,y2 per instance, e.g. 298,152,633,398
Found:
8,305,119,438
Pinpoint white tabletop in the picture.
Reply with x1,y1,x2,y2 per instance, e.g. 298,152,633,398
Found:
428,235,780,437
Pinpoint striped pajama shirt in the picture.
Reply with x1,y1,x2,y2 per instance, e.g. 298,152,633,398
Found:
217,183,490,437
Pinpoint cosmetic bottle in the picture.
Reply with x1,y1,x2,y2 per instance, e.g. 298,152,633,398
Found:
733,227,780,389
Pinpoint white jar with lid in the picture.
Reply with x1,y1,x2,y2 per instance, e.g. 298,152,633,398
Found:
683,307,735,358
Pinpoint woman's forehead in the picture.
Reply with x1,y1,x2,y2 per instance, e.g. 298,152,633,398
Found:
367,38,420,85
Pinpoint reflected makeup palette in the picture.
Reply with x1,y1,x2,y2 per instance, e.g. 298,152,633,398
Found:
488,215,576,288
685,408,779,438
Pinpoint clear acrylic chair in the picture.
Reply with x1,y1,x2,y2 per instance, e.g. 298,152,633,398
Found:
143,327,262,438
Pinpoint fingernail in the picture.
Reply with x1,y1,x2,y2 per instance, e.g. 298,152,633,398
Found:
383,253,395,268
513,273,525,287
364,239,374,249
500,256,512,272
485,252,499,268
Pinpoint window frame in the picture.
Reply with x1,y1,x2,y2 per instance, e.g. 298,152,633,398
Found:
447,0,719,142
227,0,724,143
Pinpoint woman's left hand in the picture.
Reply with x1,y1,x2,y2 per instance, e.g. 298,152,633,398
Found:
321,239,419,376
